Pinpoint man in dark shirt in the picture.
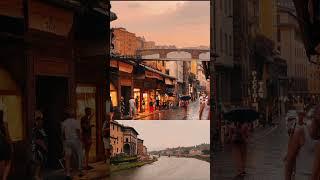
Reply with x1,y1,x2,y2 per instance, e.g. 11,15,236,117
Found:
81,107,94,170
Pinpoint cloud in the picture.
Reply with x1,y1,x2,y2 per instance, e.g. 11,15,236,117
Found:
111,1,210,48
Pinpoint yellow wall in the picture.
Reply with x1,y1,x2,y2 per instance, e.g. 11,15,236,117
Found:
0,68,23,142
191,60,197,74
0,68,19,91
260,0,276,41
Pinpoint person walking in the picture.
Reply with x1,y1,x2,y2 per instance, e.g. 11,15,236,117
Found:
0,110,12,180
81,107,94,170
61,107,84,179
129,96,136,118
285,105,319,180
228,121,250,177
199,97,210,120
149,98,154,113
155,95,160,110
135,96,139,113
31,111,48,180
120,97,125,119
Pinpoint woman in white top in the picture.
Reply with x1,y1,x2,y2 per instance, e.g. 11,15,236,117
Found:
199,97,210,120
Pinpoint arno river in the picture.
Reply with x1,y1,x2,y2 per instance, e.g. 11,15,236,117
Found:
109,156,210,180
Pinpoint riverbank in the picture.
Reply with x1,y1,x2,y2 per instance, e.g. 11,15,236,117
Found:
110,159,157,173
190,155,210,163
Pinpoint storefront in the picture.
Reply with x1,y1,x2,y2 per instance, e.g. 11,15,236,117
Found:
110,82,118,107
0,0,109,177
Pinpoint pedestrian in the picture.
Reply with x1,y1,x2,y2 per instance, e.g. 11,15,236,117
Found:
149,98,154,113
120,97,125,118
142,98,146,112
135,96,139,112
155,95,160,110
102,113,110,163
285,105,319,180
0,110,12,180
129,96,136,117
228,121,250,177
81,107,94,170
199,97,210,120
31,110,48,180
61,107,84,179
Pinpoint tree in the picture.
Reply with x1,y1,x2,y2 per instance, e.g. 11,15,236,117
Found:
202,149,210,155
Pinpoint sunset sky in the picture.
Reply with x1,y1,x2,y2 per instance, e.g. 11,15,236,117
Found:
117,121,210,151
111,1,210,48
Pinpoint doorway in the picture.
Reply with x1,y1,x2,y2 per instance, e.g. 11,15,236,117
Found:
36,76,69,169
121,86,131,116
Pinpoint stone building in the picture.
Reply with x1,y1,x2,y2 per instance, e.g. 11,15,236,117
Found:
277,2,320,106
137,138,145,155
123,126,139,156
113,27,140,56
110,121,124,156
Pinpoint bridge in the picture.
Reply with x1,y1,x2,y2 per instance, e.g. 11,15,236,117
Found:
136,48,211,60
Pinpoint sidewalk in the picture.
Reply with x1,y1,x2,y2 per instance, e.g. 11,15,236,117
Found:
45,161,109,180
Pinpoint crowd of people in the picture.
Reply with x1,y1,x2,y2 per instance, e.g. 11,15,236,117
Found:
222,104,320,179
0,106,112,180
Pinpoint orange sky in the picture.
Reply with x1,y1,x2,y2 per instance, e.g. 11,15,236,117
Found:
111,1,210,48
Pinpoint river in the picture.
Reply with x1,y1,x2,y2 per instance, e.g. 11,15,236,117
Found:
109,156,210,180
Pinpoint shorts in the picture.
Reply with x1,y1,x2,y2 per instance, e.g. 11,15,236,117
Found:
64,140,82,156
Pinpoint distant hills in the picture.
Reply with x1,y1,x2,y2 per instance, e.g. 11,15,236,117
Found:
150,143,210,156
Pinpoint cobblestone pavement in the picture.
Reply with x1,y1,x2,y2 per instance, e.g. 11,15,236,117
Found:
136,99,202,120
213,118,291,180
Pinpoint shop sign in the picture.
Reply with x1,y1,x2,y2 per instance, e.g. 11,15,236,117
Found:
119,61,133,73
145,71,163,80
120,78,132,86
76,86,96,94
0,0,23,18
35,60,70,77
28,0,73,36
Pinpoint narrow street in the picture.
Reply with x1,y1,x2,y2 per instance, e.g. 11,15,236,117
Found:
109,157,210,180
135,99,202,120
213,118,291,179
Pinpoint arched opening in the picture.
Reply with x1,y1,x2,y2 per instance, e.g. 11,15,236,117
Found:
123,143,131,155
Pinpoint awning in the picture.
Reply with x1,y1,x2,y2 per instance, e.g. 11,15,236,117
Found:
140,64,176,79
165,78,174,85
145,70,163,81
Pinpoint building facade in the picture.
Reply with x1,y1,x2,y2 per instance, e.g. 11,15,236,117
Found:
123,126,139,156
0,0,110,178
110,121,124,156
137,138,144,155
277,3,320,106
113,27,139,56
215,0,234,106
